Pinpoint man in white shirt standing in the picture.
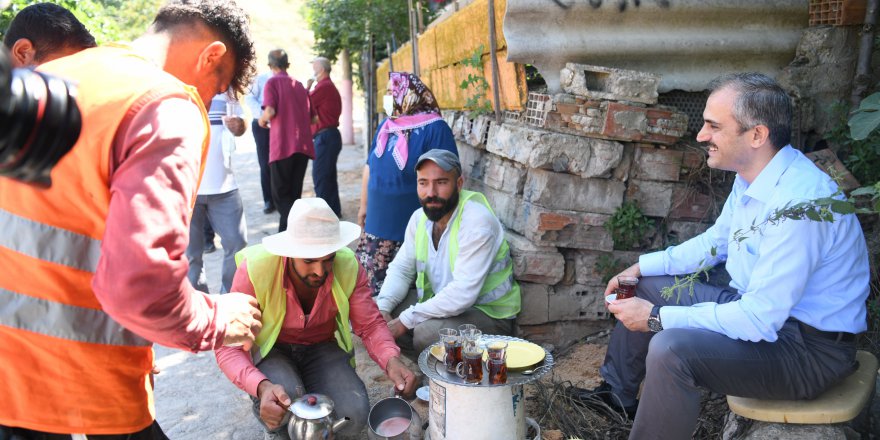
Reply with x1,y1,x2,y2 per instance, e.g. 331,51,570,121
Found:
376,149,521,355
186,93,249,293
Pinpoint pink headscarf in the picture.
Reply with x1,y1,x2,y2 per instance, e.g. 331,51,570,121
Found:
375,72,442,170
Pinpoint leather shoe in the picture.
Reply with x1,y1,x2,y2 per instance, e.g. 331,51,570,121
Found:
567,382,638,419
262,202,276,214
204,242,217,254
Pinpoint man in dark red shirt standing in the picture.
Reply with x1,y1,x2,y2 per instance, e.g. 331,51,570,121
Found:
259,49,315,232
306,57,343,217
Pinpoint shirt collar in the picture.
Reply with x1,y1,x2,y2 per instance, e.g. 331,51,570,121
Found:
739,145,797,204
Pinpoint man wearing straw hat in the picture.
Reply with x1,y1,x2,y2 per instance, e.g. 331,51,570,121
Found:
215,198,417,439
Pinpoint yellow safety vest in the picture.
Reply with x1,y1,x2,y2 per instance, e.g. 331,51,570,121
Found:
414,190,521,319
235,245,358,366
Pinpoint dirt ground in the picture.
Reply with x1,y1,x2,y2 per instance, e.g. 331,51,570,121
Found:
152,131,609,439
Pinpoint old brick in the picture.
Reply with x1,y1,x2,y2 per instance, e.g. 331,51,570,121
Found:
464,115,492,148
669,185,714,221
523,168,624,214
603,102,648,140
624,179,676,217
484,154,527,195
559,63,660,104
486,123,624,179
681,148,706,173
806,149,861,191
507,231,565,285
555,102,580,115
632,145,683,182
549,284,609,322
519,202,614,250
516,282,551,325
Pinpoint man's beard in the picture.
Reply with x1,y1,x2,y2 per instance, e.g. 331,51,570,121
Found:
420,186,460,222
293,266,328,288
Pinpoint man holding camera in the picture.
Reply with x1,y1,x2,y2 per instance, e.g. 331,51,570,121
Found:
0,1,263,438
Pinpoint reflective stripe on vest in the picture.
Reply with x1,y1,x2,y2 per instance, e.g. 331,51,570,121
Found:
235,245,359,366
0,208,101,272
414,190,521,319
0,287,150,347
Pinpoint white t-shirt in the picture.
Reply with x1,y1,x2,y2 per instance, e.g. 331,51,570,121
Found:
198,94,242,195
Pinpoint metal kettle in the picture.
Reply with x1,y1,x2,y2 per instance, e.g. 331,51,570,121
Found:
286,393,352,440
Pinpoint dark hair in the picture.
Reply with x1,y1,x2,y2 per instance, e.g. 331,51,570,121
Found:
707,72,792,149
268,49,289,70
152,0,255,97
3,3,97,62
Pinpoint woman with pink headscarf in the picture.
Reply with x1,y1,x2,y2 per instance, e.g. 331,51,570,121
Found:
356,72,457,294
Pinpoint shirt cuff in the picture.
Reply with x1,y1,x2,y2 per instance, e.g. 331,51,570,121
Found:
638,252,666,277
376,296,395,313
398,307,417,329
658,305,686,330
244,369,270,397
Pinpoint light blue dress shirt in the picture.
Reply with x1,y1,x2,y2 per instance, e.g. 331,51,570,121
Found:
244,72,271,119
639,146,869,342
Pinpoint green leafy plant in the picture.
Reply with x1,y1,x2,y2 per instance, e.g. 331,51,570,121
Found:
458,45,492,116
827,99,880,185
604,202,655,251
595,254,629,284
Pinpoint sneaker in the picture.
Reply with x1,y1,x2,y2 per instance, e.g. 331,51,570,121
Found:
567,382,638,419
263,202,276,214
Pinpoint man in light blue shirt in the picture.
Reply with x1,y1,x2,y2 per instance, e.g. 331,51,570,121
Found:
573,73,869,439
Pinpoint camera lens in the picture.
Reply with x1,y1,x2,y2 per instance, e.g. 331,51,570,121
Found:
0,47,82,187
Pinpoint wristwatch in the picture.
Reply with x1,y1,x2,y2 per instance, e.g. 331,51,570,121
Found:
648,305,663,332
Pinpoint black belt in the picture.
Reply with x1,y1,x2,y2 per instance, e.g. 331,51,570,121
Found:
793,320,857,343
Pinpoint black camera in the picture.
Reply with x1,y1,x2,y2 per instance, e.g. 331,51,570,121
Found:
0,46,81,187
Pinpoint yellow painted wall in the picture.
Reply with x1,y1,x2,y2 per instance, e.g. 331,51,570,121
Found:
376,0,526,112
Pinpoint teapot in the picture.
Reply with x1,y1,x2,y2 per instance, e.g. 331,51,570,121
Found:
286,393,352,440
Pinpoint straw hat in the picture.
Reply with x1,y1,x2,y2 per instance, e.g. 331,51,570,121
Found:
262,198,361,259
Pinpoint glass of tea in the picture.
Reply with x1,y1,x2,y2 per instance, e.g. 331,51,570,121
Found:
615,276,639,300
456,344,484,383
486,341,508,384
439,328,461,374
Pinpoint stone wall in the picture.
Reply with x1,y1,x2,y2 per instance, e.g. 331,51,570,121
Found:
443,65,719,348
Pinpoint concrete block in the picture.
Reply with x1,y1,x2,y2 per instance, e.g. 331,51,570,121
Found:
559,63,660,104
466,179,525,232
632,146,683,182
486,123,624,179
484,154,527,195
612,143,636,182
542,101,686,146
464,115,493,148
669,186,714,221
523,168,624,214
506,230,565,285
452,112,471,138
624,179,676,218
516,282,550,325
563,249,642,287
443,111,459,130
519,202,614,250
457,141,486,181
681,148,706,174
549,284,609,322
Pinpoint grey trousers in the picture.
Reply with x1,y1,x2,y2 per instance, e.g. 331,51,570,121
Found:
253,341,369,439
186,189,247,293
390,289,515,358
600,276,858,440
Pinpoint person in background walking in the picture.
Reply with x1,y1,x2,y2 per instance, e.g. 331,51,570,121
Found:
356,72,456,294
245,70,274,214
186,93,249,293
306,56,342,217
259,49,314,232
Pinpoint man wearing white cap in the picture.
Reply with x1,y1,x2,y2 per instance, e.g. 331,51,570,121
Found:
377,149,521,356
215,198,416,439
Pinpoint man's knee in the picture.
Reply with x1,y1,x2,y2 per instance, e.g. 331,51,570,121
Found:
645,329,695,374
331,387,369,437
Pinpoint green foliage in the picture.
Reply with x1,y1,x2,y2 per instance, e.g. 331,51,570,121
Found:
595,254,628,285
828,100,880,186
1,0,161,45
458,44,492,116
604,202,655,251
301,0,435,89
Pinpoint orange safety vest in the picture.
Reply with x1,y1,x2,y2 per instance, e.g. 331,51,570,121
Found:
0,45,209,434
